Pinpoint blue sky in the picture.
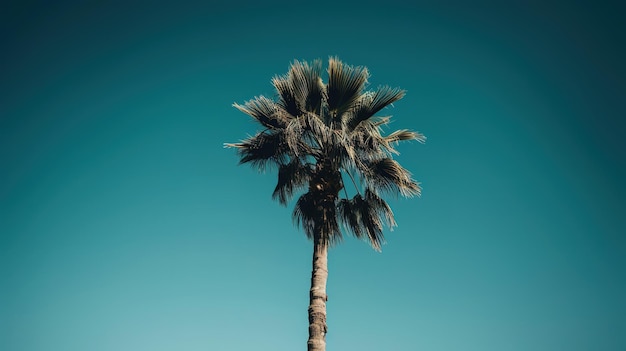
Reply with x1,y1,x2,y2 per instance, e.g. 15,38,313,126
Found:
1,1,625,350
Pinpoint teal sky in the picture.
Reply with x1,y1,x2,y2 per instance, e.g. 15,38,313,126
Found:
1,1,625,350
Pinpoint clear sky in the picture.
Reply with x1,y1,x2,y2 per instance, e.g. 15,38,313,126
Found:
1,1,625,350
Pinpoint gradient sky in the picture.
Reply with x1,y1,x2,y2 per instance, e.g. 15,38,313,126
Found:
1,1,625,350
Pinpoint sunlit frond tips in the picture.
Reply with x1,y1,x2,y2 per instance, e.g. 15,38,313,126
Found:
227,57,424,251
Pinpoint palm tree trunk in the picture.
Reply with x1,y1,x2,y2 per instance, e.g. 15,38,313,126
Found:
307,238,328,351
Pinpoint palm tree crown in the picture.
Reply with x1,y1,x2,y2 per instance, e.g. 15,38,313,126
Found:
226,57,424,250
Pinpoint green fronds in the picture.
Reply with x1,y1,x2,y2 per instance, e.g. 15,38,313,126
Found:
326,57,369,120
337,189,396,251
345,86,405,131
361,158,421,197
273,159,311,205
273,59,325,116
233,96,289,129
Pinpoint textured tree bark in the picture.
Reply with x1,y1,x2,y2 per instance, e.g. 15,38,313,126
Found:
307,238,328,351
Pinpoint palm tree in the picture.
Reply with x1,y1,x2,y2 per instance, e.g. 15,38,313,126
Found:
226,57,424,351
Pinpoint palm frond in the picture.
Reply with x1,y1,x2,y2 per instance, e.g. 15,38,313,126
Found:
321,205,341,246
346,86,405,131
372,116,392,127
273,159,311,205
293,193,341,246
272,75,298,116
361,158,421,197
302,111,333,151
364,188,396,228
317,126,356,169
233,96,289,129
292,59,324,114
284,117,305,156
293,192,317,239
385,129,426,144
380,129,427,154
349,120,388,160
359,189,394,251
273,59,325,116
326,57,369,120
225,131,288,171
337,189,396,251
338,197,363,238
